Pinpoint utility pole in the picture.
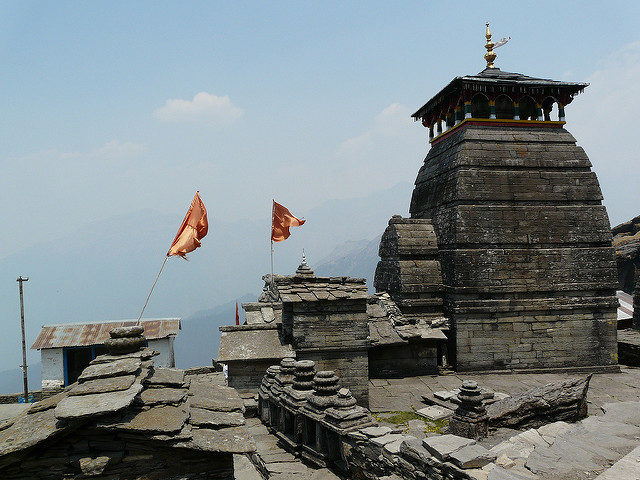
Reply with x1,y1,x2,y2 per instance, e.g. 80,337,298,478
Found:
17,276,29,402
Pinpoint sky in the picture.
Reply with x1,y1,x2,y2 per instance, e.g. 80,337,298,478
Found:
1,1,640,260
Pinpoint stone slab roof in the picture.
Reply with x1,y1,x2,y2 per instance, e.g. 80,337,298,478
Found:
242,302,281,325
31,319,181,350
217,326,294,362
276,276,368,303
0,346,254,468
368,294,447,347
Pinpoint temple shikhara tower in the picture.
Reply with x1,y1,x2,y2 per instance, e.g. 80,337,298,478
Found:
378,23,619,372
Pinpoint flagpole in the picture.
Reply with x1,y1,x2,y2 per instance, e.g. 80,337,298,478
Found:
270,199,274,284
137,256,168,325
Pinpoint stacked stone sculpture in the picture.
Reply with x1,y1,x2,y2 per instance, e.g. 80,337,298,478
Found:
282,360,316,410
305,371,340,414
105,325,146,355
449,380,488,439
324,388,376,433
273,358,296,396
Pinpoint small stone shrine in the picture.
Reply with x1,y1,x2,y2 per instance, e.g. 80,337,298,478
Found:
257,364,376,474
277,255,371,405
0,326,254,480
449,380,488,439
391,22,619,372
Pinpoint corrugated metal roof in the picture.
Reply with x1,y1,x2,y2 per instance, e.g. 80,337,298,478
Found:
31,318,181,350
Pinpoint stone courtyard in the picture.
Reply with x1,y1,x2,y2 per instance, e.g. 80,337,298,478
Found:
368,367,640,416
234,368,640,480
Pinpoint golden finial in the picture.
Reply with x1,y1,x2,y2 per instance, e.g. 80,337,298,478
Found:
484,21,497,69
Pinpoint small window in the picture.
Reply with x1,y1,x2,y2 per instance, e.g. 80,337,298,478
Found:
471,94,490,118
519,96,536,120
496,95,514,119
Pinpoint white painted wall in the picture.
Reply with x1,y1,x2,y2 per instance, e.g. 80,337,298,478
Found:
148,337,176,367
39,337,177,389
40,348,64,390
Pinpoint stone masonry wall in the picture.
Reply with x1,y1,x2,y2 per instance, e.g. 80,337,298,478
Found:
410,124,619,371
228,360,276,390
298,349,369,406
374,216,445,322
290,300,369,351
0,429,234,480
369,343,437,378
290,300,370,406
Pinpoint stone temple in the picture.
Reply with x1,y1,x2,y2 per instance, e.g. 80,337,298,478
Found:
395,26,619,372
218,25,620,406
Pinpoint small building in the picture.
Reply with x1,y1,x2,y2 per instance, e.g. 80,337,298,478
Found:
218,254,450,404
277,258,371,406
31,318,180,390
218,321,294,390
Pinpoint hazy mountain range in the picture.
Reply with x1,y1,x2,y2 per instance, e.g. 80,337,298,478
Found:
0,183,409,393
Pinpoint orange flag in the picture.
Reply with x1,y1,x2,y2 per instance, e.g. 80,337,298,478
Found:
168,192,208,258
271,200,305,242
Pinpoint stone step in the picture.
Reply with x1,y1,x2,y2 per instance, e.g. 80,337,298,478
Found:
594,446,640,480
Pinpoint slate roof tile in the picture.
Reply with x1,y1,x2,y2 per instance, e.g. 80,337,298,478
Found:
0,338,255,468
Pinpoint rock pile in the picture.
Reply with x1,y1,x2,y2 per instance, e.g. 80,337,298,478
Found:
612,214,640,294
0,327,254,480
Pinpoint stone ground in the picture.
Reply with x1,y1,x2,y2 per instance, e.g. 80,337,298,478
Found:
369,366,640,416
368,367,640,480
475,402,640,479
3,368,639,479
240,417,341,480
0,404,29,422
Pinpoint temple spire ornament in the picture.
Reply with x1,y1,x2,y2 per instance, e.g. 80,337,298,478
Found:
484,22,510,69
484,22,496,68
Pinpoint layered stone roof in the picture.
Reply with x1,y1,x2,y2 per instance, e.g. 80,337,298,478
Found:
218,325,294,362
0,344,254,472
276,276,368,303
368,293,447,347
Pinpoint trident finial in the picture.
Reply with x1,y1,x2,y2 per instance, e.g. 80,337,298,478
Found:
484,22,497,69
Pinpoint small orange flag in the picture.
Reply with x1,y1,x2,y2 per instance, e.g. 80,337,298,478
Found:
168,192,208,258
271,200,305,242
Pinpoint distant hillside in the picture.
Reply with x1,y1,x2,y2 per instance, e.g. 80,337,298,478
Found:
0,183,411,372
0,364,42,395
315,236,381,291
174,294,254,369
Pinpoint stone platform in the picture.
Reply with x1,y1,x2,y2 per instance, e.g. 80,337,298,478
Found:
369,366,640,416
238,368,640,479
